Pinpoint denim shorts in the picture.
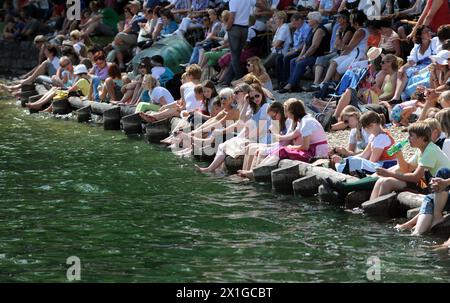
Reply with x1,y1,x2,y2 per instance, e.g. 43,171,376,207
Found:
419,168,450,215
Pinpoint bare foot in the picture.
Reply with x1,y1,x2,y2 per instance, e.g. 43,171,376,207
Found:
25,102,40,110
139,112,157,122
395,222,414,231
195,164,209,173
430,238,450,251
431,216,444,229
236,169,254,180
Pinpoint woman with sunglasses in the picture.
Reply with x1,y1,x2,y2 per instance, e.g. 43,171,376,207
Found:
195,84,271,173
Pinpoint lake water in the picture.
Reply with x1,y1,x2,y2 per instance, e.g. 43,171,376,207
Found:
0,99,449,282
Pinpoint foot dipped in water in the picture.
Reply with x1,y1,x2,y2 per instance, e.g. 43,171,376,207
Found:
139,112,157,123
236,169,254,180
394,221,415,232
195,164,210,173
429,238,450,251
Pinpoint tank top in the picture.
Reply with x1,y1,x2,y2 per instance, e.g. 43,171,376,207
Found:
305,25,330,57
425,0,450,33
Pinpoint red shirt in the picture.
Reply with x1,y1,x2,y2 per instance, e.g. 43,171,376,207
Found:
424,0,450,32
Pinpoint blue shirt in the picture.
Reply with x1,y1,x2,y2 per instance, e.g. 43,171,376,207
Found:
293,22,311,50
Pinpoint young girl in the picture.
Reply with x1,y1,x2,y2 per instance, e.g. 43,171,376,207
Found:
329,105,370,160
98,63,123,103
275,99,329,163
237,101,291,178
335,111,397,175
134,75,175,113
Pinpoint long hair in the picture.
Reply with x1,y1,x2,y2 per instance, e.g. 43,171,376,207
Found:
249,83,267,114
360,111,386,128
284,98,307,127
340,105,362,141
268,101,287,134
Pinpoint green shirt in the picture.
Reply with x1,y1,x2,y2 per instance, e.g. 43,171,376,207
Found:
100,8,119,29
410,142,450,176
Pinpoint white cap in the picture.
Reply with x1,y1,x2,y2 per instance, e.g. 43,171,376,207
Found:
430,50,450,65
74,64,88,75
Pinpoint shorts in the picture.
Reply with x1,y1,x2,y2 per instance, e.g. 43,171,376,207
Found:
314,51,339,68
419,168,450,215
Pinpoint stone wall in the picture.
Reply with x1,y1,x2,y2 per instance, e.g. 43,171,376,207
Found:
0,41,39,77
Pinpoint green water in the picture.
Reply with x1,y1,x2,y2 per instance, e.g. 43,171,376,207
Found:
0,99,449,283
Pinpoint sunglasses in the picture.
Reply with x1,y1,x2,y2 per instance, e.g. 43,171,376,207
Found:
381,60,390,64
251,94,261,99
95,57,105,62
220,96,228,101
247,63,252,66
233,90,242,95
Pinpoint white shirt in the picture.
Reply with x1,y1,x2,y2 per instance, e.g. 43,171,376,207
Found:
183,82,203,112
271,23,292,55
298,114,329,157
229,0,253,26
407,40,439,63
442,139,450,159
151,87,175,105
151,66,166,80
348,128,370,151
369,133,392,150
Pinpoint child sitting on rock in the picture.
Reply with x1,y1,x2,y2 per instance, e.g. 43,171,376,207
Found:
334,111,397,176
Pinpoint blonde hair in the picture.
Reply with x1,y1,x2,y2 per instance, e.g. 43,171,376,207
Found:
142,74,158,90
247,56,269,79
436,108,450,137
438,91,450,107
340,105,362,141
274,11,288,22
423,118,442,133
221,10,230,22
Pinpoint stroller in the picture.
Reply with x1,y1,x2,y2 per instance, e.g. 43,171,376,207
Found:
314,59,369,131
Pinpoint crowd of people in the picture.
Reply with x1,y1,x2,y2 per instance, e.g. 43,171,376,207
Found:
1,0,450,250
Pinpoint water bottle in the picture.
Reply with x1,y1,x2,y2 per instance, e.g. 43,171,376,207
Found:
387,139,409,156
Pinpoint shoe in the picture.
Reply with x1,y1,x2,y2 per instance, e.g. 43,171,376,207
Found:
318,110,337,132
322,177,347,199
278,88,290,94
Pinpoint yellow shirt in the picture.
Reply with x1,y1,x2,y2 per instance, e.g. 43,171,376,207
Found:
74,78,90,96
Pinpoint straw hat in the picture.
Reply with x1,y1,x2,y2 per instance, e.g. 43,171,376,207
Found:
367,47,382,62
